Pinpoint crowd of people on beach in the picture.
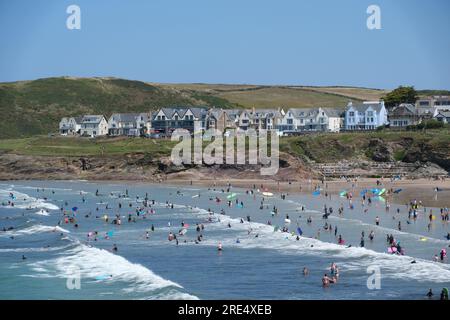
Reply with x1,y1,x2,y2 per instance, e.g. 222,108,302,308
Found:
1,178,449,299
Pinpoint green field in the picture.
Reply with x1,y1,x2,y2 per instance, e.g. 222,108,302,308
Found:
1,129,448,168
0,136,176,157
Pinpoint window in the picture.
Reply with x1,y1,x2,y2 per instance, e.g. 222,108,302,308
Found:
349,111,355,117
367,111,373,117
287,119,293,124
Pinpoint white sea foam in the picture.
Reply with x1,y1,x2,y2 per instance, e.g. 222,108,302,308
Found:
0,225,70,237
0,243,73,253
28,244,198,300
34,209,50,216
186,203,450,283
0,188,59,210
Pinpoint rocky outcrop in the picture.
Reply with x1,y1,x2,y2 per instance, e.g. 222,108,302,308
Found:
368,138,395,162
0,151,313,181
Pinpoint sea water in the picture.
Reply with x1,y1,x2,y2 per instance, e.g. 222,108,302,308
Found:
0,181,449,300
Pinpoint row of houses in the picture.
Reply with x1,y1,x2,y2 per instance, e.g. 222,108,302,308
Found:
59,96,450,137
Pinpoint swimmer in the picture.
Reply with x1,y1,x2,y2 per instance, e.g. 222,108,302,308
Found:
303,267,309,276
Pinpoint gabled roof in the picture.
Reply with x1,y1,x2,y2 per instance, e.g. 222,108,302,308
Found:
435,110,450,118
110,113,142,123
250,109,283,119
285,108,318,118
72,116,83,124
322,108,345,117
390,104,417,116
347,101,384,113
222,109,242,121
82,115,105,124
157,107,208,119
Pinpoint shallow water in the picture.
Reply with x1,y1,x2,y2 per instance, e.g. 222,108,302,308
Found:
0,181,449,300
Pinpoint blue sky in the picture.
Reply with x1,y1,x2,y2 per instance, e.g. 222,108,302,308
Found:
0,0,449,89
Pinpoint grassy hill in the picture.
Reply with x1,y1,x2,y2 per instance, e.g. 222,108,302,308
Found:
0,77,207,138
1,76,433,139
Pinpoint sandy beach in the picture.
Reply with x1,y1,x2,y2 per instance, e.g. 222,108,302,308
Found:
164,177,450,207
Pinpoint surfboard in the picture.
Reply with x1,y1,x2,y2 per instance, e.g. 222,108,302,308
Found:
393,189,403,194
312,191,320,196
378,188,386,196
297,227,303,235
262,192,274,197
227,193,237,200
192,194,200,198
339,191,347,197
284,218,291,224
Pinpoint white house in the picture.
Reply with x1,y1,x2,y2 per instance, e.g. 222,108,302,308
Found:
248,108,284,130
80,115,108,137
108,113,151,136
59,116,82,135
345,101,388,131
434,110,450,124
277,107,343,133
322,108,344,132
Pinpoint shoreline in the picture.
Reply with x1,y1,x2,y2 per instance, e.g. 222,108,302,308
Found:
2,176,449,207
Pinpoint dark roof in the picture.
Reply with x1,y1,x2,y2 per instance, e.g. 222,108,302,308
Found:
158,107,208,119
390,104,417,116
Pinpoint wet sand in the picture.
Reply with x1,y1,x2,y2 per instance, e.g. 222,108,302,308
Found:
164,177,450,208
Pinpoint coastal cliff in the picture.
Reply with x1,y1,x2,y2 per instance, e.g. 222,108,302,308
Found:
0,129,448,181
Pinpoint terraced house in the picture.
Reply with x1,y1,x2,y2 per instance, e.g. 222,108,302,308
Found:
248,108,285,130
278,107,343,133
151,107,209,135
206,109,236,132
344,101,388,131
